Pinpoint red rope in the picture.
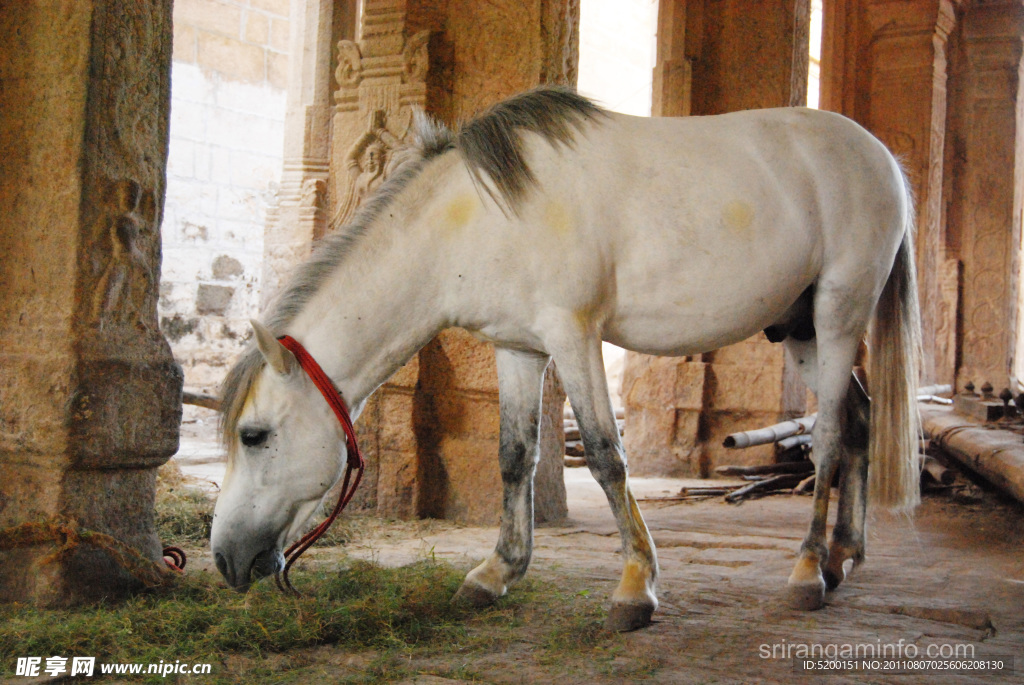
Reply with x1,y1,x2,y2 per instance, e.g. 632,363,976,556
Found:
274,335,365,595
163,546,186,572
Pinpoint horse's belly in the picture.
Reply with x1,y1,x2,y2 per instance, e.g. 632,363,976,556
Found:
603,243,816,357
605,302,794,357
605,306,778,357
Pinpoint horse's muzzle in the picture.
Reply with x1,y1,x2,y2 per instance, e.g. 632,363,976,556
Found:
214,546,284,591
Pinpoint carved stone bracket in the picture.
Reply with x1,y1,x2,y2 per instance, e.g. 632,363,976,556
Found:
335,40,363,90
403,30,429,83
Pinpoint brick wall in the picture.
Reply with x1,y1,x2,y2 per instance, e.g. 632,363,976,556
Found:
159,0,289,391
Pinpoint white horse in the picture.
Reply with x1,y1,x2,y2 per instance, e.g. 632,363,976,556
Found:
210,87,920,632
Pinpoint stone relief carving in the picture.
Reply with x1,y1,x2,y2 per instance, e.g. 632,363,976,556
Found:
402,30,430,84
300,178,326,209
335,40,363,91
329,8,429,233
91,178,156,328
331,110,404,227
934,258,960,386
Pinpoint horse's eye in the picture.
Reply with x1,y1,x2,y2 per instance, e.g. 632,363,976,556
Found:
239,428,270,447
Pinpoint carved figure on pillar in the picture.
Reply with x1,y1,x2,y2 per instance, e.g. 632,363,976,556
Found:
328,8,429,235
92,179,155,329
331,110,403,228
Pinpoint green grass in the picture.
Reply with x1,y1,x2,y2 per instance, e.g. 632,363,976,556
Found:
0,562,651,683
154,462,214,545
0,561,469,683
6,464,658,682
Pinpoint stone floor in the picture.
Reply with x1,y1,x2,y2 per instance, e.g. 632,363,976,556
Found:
174,407,1024,683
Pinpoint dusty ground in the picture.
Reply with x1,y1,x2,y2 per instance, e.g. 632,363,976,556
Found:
177,407,1024,684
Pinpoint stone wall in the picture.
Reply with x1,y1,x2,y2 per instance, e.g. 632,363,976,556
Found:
158,0,290,391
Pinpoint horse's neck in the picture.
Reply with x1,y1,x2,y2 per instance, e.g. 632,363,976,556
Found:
288,177,455,413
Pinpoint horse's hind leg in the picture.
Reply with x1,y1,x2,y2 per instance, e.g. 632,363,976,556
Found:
786,294,868,611
823,376,870,591
548,329,658,631
454,347,549,607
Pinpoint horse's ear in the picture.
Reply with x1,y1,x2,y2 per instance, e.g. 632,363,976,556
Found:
250,320,296,376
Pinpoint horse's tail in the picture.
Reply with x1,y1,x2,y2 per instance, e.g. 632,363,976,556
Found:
867,172,922,512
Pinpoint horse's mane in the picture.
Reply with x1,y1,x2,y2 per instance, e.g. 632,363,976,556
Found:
457,86,604,211
220,87,604,446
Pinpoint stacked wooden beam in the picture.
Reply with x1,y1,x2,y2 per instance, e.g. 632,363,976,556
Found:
642,385,961,503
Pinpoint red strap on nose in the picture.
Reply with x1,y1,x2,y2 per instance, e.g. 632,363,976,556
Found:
273,334,365,594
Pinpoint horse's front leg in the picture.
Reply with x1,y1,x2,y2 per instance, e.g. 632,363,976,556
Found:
454,348,549,607
549,330,658,632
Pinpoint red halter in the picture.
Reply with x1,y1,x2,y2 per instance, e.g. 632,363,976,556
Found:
273,335,365,594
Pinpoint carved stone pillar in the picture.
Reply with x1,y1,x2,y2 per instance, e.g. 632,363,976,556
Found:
652,0,693,117
689,0,811,114
316,0,429,518
944,1,1024,391
0,2,182,605
261,0,339,303
821,0,956,384
328,4,429,231
333,0,577,524
624,0,810,477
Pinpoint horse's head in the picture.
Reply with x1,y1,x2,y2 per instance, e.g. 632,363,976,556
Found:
210,321,349,591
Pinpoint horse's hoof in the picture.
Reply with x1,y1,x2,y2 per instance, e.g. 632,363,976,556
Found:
823,565,845,591
606,601,655,632
824,546,862,591
452,581,498,609
787,581,826,611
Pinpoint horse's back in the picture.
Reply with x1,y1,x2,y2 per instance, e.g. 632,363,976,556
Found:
524,108,905,354
573,108,904,255
449,107,907,357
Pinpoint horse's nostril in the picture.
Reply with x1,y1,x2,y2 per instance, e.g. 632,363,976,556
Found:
251,549,283,581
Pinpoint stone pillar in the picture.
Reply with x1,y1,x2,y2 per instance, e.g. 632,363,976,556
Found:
408,0,580,119
260,0,341,303
689,0,811,114
0,2,182,605
324,0,434,519
651,0,693,117
325,0,576,524
404,0,575,524
623,0,810,477
820,0,956,385
944,1,1024,392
